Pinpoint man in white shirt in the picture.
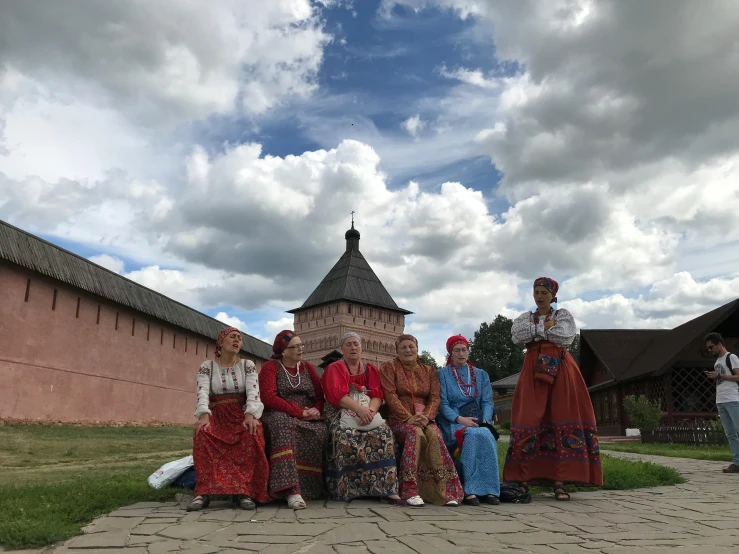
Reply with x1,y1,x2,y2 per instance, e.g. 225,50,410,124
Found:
705,332,739,473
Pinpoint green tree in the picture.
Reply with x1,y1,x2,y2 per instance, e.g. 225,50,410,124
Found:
418,350,439,369
468,315,525,382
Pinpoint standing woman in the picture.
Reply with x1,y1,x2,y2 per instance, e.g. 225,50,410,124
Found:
503,278,603,500
379,334,463,507
259,330,328,509
189,327,270,511
437,335,501,506
322,332,400,503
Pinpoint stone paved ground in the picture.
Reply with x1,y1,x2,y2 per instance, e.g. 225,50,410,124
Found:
44,452,739,554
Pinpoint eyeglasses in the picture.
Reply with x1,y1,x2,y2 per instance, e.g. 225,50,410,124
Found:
286,344,305,350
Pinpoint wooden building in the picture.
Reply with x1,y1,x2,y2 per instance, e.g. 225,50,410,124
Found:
580,299,739,435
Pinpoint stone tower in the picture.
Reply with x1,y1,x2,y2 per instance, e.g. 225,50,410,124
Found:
288,223,412,371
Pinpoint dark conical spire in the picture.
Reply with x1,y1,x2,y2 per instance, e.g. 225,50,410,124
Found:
345,213,360,252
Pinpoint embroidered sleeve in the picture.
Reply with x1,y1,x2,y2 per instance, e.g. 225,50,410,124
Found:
379,361,413,421
425,365,441,421
511,311,536,345
194,361,212,418
437,368,459,424
547,308,577,347
242,360,264,419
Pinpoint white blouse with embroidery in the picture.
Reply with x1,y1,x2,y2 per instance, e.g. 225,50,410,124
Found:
195,359,263,419
511,308,577,348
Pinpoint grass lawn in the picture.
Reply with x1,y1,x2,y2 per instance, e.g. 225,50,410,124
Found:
600,441,732,462
0,424,192,551
1,424,685,551
495,442,684,494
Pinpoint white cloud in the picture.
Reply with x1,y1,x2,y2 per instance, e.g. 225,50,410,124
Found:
0,1,331,126
88,254,125,274
562,272,739,330
265,317,295,339
401,114,425,137
215,312,248,333
439,66,499,89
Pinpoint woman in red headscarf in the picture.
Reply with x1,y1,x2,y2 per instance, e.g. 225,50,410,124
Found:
379,334,463,507
503,278,603,500
259,330,327,509
437,335,500,506
189,326,270,511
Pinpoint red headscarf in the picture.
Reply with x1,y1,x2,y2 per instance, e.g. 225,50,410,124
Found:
215,326,241,359
445,334,471,367
534,276,559,303
272,329,296,359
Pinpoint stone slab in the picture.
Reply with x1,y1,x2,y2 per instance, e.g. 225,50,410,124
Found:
66,530,130,549
157,522,226,540
320,523,387,545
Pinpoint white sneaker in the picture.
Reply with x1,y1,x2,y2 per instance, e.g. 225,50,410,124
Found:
406,495,424,507
445,500,459,507
287,494,306,509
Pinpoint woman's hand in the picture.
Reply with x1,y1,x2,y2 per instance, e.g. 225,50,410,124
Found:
407,414,427,428
194,414,210,436
302,407,321,419
243,413,259,434
456,416,479,428
544,320,556,330
356,406,375,426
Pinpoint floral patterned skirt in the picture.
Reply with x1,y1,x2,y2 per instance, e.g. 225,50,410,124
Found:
391,421,463,505
192,394,270,501
261,409,328,500
503,342,603,486
324,414,398,501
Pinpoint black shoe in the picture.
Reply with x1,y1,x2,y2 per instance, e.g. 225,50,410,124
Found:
484,495,500,505
462,495,480,506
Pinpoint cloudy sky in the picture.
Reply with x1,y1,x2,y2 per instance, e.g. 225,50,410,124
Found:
2,0,739,363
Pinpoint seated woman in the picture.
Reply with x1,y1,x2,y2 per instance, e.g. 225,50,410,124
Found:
259,330,328,509
503,277,603,501
189,326,270,511
322,332,401,503
437,335,500,506
379,334,463,507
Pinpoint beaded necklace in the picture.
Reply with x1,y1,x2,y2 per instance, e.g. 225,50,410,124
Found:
280,361,301,389
450,363,478,398
532,307,554,325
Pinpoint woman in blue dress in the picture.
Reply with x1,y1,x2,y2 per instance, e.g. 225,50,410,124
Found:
437,335,501,506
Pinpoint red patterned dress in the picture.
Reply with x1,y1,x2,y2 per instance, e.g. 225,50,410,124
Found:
192,359,270,501
503,308,603,486
259,360,328,500
379,359,463,505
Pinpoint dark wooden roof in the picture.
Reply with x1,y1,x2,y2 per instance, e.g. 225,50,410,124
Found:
580,329,668,382
490,372,520,389
0,220,273,360
289,226,412,314
581,298,739,384
622,299,739,381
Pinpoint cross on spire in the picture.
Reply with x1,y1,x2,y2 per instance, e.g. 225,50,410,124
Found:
351,210,355,228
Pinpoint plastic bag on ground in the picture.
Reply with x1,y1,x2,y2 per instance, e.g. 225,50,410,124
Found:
147,455,194,489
